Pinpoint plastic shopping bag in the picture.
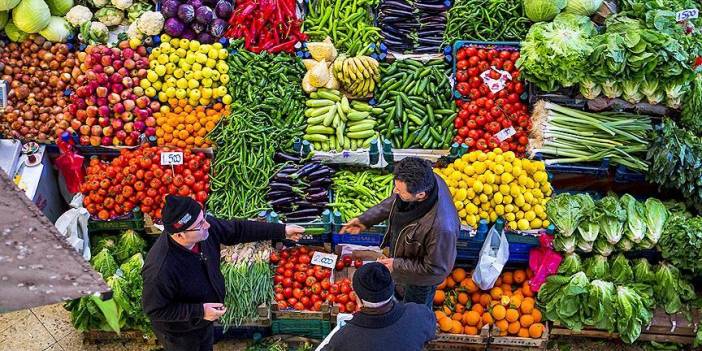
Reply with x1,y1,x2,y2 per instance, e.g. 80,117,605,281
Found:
54,139,84,194
55,193,91,260
473,221,509,290
528,234,562,292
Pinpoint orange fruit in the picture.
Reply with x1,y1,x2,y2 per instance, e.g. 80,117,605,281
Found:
508,321,521,335
435,311,447,321
514,270,526,284
446,277,456,289
464,326,478,335
510,295,523,309
521,298,535,314
505,309,520,323
532,309,542,323
437,278,447,290
527,268,534,279
434,290,446,306
490,287,503,300
471,304,484,315
452,268,467,283
450,320,463,334
518,328,530,338
452,312,463,322
495,320,509,335
458,292,470,305
520,314,534,328
522,282,534,297
491,305,506,320
502,272,514,285
463,279,479,293
495,277,503,286
529,323,544,338
455,303,465,314
463,311,481,326
479,294,491,307
482,312,494,325
501,284,513,296
442,306,452,316
471,292,481,304
439,317,453,332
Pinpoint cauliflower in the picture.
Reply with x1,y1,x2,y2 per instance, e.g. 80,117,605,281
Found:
111,0,132,10
91,0,108,8
126,21,142,39
65,5,92,27
89,21,108,42
95,6,124,26
135,11,163,36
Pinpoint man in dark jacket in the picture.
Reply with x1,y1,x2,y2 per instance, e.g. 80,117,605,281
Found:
340,157,459,307
142,195,304,351
320,262,436,351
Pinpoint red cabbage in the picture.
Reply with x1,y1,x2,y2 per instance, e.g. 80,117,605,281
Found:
182,28,196,40
164,17,185,36
197,32,213,43
161,0,180,18
177,3,195,23
195,5,213,24
214,0,232,19
188,0,202,9
210,18,227,37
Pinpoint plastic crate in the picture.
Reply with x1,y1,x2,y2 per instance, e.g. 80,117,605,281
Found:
331,233,384,248
271,319,331,339
527,83,588,110
267,210,333,245
533,152,610,177
614,165,646,183
88,209,144,233
451,41,521,99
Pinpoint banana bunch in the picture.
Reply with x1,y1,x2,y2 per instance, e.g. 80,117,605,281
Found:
303,89,384,152
332,54,380,98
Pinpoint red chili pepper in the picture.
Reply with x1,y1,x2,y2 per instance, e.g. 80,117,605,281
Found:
268,38,297,53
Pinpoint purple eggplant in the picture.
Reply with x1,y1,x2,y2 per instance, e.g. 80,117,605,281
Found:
195,5,214,24
161,0,180,18
266,190,292,199
164,17,185,36
306,168,333,180
210,18,227,37
269,182,295,192
177,3,195,23
274,152,301,163
215,0,233,19
309,177,331,187
292,163,322,179
270,196,296,207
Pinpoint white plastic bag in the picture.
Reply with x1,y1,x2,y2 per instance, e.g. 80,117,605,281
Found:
473,222,509,290
54,193,91,261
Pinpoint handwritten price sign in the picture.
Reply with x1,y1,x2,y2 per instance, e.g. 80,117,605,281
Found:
160,152,183,166
677,8,699,22
311,251,338,269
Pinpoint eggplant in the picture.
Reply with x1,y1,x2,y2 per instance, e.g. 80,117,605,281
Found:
270,196,296,207
418,37,444,45
380,8,415,17
285,208,323,217
380,0,415,11
307,193,329,202
414,3,446,11
295,200,328,208
274,151,301,163
307,168,333,181
269,182,295,192
292,163,322,179
418,30,446,38
266,190,293,199
309,177,332,188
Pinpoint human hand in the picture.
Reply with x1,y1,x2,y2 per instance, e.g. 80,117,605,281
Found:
285,224,305,241
339,218,367,235
377,258,394,273
203,303,226,321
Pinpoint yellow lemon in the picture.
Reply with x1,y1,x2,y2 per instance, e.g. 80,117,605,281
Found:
473,180,484,193
508,221,518,230
525,211,536,221
517,219,530,231
495,204,505,216
479,194,489,203
503,195,513,204
499,184,510,195
530,218,543,229
516,211,525,220
477,152,487,161
494,192,503,204
501,173,514,184
504,151,515,162
455,188,468,202
455,201,464,210
505,213,516,222
464,165,475,176
483,184,493,195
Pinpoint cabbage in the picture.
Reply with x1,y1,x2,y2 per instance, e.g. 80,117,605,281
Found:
579,79,601,100
0,0,19,11
546,193,591,237
524,0,566,22
583,254,609,280
90,248,118,277
610,253,633,284
45,0,71,15
632,258,655,284
0,11,7,29
4,22,27,41
564,0,603,16
39,16,71,42
114,229,145,262
12,0,51,33
558,253,582,275
553,13,597,35
621,194,646,243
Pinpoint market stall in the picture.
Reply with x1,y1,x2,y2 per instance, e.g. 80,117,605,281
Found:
0,0,701,349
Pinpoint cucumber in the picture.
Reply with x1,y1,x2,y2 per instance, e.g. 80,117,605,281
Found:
306,99,335,107
306,126,335,134
351,101,373,112
307,115,325,125
317,90,341,102
347,111,370,121
305,106,332,118
340,95,351,113
348,122,376,132
322,105,338,126
304,134,329,142
347,130,375,139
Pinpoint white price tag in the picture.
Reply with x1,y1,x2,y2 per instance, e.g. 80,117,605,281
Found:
495,127,516,142
0,80,7,109
160,151,183,166
677,8,699,22
311,251,338,269
480,67,512,93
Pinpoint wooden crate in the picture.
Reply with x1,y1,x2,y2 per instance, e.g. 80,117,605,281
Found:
270,300,333,320
425,325,489,350
490,323,549,350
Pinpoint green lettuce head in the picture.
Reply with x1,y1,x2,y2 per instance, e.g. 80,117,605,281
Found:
524,0,566,22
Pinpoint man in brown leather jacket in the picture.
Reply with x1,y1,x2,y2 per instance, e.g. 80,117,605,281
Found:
340,157,459,307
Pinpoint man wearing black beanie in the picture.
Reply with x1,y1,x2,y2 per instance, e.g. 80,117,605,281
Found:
320,262,436,351
142,195,304,351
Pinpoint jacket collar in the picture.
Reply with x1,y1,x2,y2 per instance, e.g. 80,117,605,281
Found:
347,301,406,329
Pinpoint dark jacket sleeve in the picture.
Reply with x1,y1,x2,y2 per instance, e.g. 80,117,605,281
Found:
142,265,204,322
358,195,396,227
207,215,285,246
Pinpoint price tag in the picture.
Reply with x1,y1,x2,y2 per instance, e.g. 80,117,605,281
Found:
677,8,699,21
160,151,183,166
480,67,512,93
0,80,7,109
311,251,338,269
495,126,516,142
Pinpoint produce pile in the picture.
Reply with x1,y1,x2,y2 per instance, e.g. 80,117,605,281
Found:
0,36,76,142
154,100,227,148
444,0,530,43
377,0,450,53
303,0,380,56
453,44,529,154
267,158,334,222
270,246,359,313
81,146,210,220
659,212,702,274
546,193,668,255
139,36,232,107
329,170,394,222
375,59,456,149
159,0,232,43
541,253,696,343
437,148,552,230
223,0,304,53
65,40,156,146
433,267,546,339
65,230,149,333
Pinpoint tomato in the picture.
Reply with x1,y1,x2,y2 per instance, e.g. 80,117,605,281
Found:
457,126,469,138
346,301,357,312
475,97,487,107
475,115,487,127
284,269,293,278
503,60,514,72
340,284,351,295
336,294,349,304
467,67,480,77
456,59,469,69
122,186,134,197
133,181,145,191
277,301,288,309
513,82,525,94
178,186,190,196
335,260,346,270
300,296,311,308
463,46,477,57
353,258,363,268
173,175,184,187
456,82,470,96
484,99,495,110
519,135,529,145
275,293,284,301
294,302,305,311
476,138,488,150
313,301,323,311
469,76,482,89
299,254,311,264
294,271,306,283
490,58,503,70
329,284,340,295
511,51,520,61
453,118,464,129
456,48,468,61
292,287,304,299
469,88,481,100
305,276,317,287
456,70,468,82
478,61,490,72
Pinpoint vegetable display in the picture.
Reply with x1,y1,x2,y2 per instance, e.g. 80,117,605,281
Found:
303,89,382,151
159,0,231,43
220,242,273,328
329,170,394,222
433,267,546,338
65,40,156,146
270,246,358,313
266,159,334,222
301,38,339,93
453,45,529,154
223,0,303,53
207,47,305,220
81,146,210,220
444,0,530,43
154,100,227,148
0,36,76,142
375,59,455,149
377,0,450,53
437,148,552,230
304,0,381,56
331,54,381,98
138,35,232,107
659,213,702,274
529,101,652,172
680,75,702,135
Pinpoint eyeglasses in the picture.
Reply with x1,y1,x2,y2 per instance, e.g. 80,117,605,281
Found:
183,219,208,233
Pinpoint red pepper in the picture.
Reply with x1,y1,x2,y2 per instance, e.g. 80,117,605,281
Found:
268,38,297,53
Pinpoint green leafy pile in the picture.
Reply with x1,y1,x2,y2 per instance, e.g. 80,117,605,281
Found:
653,263,696,314
113,229,145,262
90,248,118,278
659,213,702,274
546,193,591,237
111,253,149,332
681,75,702,134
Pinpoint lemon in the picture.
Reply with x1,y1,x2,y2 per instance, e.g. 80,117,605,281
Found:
512,166,522,178
145,87,156,97
141,78,152,88
477,152,487,161
466,189,476,199
495,155,504,164
517,219,530,231
530,218,543,229
189,40,200,52
169,53,180,64
501,173,514,184
524,192,535,205
484,172,496,184
516,211,525,220
472,197,481,206
218,48,228,60
499,184,510,195
504,151,515,162
494,192,503,204
468,152,478,162
483,184,493,195
487,152,496,161
175,88,187,99
518,175,529,186
176,78,188,89
526,178,535,189
472,180,484,193
522,203,532,211
454,200,464,210
514,195,525,207
479,211,489,220
525,211,536,221
479,194,489,203
188,79,200,89
493,164,504,175
481,202,490,211
505,204,515,213
458,209,467,218
532,189,543,199
206,58,217,68
508,221,518,230
454,159,466,170
466,203,479,215
129,38,141,49
534,171,548,183
165,87,176,98
503,195,513,204
199,97,210,106
495,204,505,215
200,44,211,53
543,220,550,227
505,213,516,222
510,184,521,197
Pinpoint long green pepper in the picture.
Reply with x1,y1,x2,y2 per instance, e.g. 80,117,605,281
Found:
304,0,381,55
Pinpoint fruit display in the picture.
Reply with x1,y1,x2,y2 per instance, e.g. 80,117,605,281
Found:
65,40,157,146
434,267,545,339
453,45,529,155
436,148,552,230
332,54,381,98
139,35,232,107
0,36,77,142
81,145,210,220
154,99,227,147
270,246,358,313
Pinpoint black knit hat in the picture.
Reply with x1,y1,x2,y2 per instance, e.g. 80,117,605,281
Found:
162,195,201,234
352,262,395,303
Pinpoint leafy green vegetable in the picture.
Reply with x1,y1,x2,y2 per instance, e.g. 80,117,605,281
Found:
0,0,19,10
114,229,145,262
90,248,118,278
593,236,614,257
621,194,646,244
542,272,590,331
598,195,626,245
576,195,600,243
576,239,594,253
563,0,602,16
610,253,634,284
547,193,591,237
39,16,71,42
640,78,665,105
559,253,582,275
112,253,150,332
12,0,51,33
643,198,667,246
523,0,566,22
681,75,702,134
93,235,118,254
583,254,610,280
653,262,696,314
554,234,577,253
659,214,702,274
64,295,123,333
126,0,151,22
632,259,655,285
614,285,653,344
584,279,615,330
579,79,602,100
44,0,72,16
616,238,634,252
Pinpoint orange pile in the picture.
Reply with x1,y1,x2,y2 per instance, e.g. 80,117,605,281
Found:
434,268,545,339
155,99,228,148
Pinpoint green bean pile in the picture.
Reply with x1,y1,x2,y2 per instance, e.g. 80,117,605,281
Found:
443,0,531,44
329,170,394,221
208,46,306,219
304,0,382,56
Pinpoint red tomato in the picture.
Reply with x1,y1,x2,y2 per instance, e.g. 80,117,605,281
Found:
454,118,465,129
468,56,479,67
294,271,306,283
476,138,488,150
456,48,467,61
178,186,190,196
346,301,357,312
503,60,514,72
278,301,288,309
300,296,311,308
458,126,469,138
294,302,305,311
335,261,345,270
458,109,469,120
292,288,303,299
299,255,311,264
456,60,469,70
342,255,353,266
469,76,482,89
478,61,490,72
353,258,363,268
173,175,184,187
195,191,207,203
321,279,331,290
275,293,284,301
305,276,317,287
477,49,487,60
313,301,323,311
456,82,470,96
465,47,477,57
519,135,529,145
329,284,339,295
511,51,520,61
340,284,351,295
467,67,480,77
490,58,503,70
456,70,468,82
336,294,349,304
453,136,464,144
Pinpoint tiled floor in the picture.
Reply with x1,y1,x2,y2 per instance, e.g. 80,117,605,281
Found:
0,304,248,351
